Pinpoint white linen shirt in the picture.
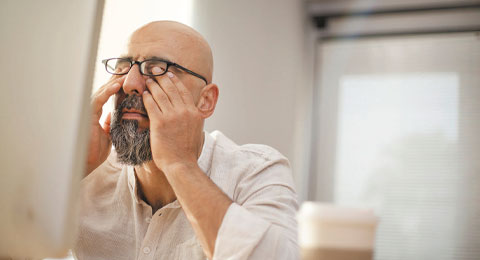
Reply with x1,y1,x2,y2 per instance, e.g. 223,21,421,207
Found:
73,131,299,260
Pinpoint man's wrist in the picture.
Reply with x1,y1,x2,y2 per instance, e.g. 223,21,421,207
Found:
161,160,199,176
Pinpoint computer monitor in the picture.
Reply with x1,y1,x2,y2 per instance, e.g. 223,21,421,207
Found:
0,0,104,258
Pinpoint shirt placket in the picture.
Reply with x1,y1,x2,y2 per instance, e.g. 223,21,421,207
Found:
137,208,167,260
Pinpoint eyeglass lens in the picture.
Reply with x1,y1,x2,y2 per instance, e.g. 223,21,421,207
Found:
106,58,168,75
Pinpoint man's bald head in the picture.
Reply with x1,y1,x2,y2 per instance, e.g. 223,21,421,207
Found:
127,21,213,84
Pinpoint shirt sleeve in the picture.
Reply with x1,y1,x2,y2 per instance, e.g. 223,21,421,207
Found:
212,155,299,260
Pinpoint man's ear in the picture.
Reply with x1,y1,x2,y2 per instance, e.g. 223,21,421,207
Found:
197,83,219,119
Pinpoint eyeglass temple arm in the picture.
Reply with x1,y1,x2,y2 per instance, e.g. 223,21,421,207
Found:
172,63,208,85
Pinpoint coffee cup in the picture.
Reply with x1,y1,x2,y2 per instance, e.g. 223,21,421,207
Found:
298,202,378,260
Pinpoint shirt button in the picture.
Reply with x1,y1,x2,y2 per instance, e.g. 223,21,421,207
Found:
145,217,151,223
143,246,151,254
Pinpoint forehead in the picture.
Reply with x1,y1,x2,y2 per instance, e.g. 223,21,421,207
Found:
125,28,194,65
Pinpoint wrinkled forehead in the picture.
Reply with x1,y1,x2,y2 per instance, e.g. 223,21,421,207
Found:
126,28,198,68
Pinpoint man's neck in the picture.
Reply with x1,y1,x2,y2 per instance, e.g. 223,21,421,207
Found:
134,132,206,213
135,162,176,213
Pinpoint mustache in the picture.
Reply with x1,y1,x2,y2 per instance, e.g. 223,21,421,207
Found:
116,94,147,115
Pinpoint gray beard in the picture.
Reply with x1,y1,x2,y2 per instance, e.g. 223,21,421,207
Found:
110,94,152,166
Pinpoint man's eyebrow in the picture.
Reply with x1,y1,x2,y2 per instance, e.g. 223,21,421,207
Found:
146,56,174,63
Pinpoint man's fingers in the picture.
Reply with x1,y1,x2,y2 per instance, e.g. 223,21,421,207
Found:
166,72,195,106
142,90,162,119
146,77,172,113
91,77,124,115
152,67,183,107
102,112,112,135
92,82,121,114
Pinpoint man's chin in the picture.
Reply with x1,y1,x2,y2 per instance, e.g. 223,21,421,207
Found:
111,120,153,165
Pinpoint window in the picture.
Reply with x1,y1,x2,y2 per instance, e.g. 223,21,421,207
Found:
312,32,480,259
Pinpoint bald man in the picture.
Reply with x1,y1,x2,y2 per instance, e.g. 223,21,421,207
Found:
74,21,298,260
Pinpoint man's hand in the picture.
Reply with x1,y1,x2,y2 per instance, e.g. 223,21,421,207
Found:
85,77,123,175
142,69,204,172
143,69,230,259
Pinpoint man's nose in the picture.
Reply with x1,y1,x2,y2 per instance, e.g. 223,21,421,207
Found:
122,64,147,95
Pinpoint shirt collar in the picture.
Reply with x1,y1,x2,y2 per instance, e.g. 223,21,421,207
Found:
198,131,214,177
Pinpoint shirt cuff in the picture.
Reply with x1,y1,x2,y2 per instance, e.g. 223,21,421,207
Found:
213,203,271,260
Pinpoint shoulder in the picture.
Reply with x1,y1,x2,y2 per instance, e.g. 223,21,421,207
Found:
210,130,289,167
208,131,295,200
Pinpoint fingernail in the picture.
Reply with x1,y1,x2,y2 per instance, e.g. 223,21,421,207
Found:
152,67,162,74
167,72,174,78
112,83,120,88
146,78,153,84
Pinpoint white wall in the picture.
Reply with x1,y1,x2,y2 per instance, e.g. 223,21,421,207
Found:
192,0,308,185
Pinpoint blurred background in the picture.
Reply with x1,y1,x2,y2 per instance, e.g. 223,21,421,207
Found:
89,0,480,259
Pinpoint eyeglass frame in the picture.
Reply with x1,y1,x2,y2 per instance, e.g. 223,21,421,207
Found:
101,57,209,85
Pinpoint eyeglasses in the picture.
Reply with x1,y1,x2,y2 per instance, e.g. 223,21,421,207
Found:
102,57,208,85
